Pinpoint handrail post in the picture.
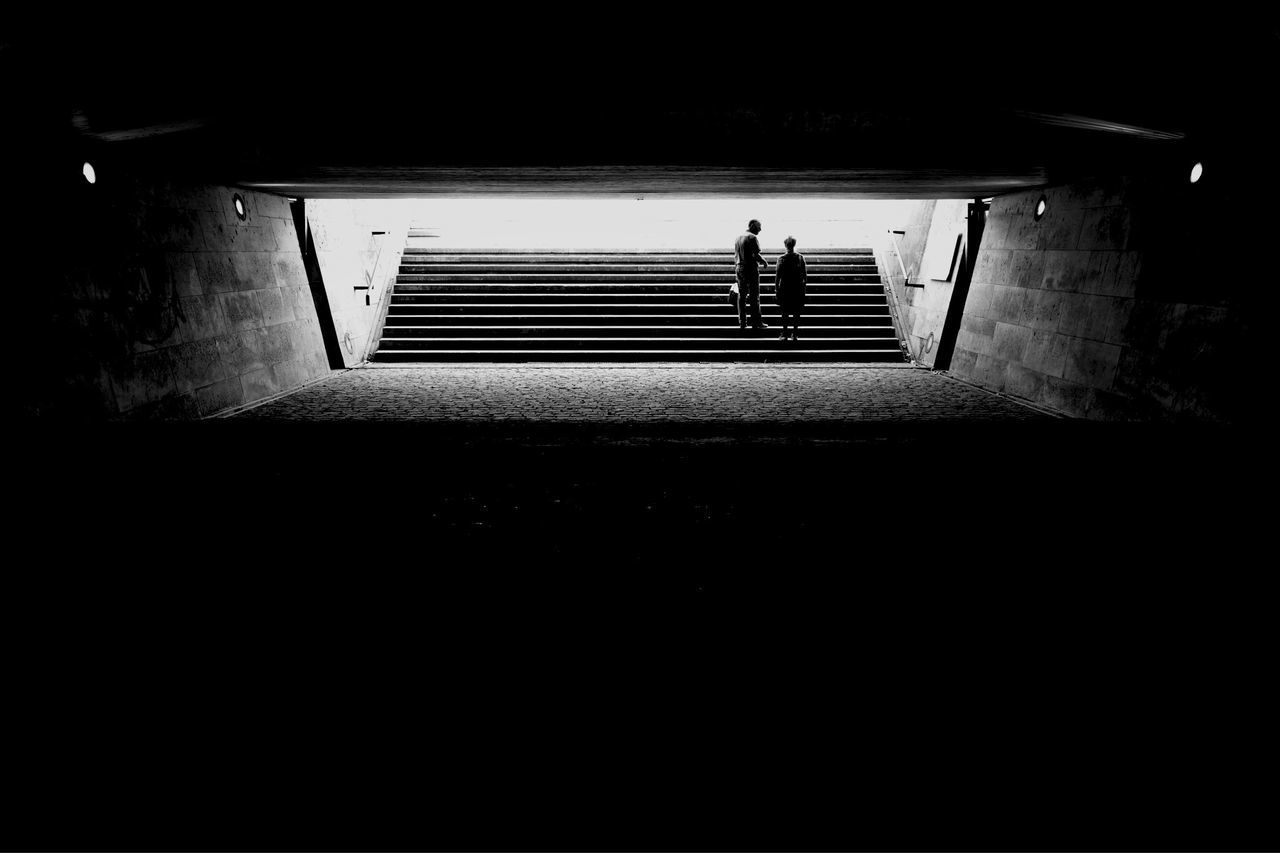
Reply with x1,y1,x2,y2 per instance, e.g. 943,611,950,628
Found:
886,229,911,286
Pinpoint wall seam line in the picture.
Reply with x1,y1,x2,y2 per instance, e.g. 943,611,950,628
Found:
206,368,353,419
929,369,1071,418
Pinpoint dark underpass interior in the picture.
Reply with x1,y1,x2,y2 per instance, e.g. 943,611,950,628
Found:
11,413,1272,852
5,12,1279,852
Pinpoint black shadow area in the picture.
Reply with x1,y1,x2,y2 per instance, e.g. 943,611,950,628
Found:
5,417,1275,853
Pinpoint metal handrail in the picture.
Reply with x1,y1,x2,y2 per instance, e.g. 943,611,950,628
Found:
354,231,389,299
877,231,917,365
365,232,388,288
885,229,915,286
362,225,409,363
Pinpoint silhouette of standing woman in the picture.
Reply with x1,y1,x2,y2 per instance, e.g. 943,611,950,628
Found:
774,235,806,341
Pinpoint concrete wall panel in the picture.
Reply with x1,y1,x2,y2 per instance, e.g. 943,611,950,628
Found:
1078,206,1131,252
992,322,1032,362
979,212,1010,250
1010,251,1046,289
972,249,1009,286
964,282,993,319
176,295,228,343
19,177,341,419
1064,338,1122,389
1002,361,1046,401
305,199,412,367
1022,329,1069,378
1024,289,1066,331
194,377,244,418
241,365,283,404
943,178,1252,423
195,253,240,295
110,349,178,413
1036,207,1085,251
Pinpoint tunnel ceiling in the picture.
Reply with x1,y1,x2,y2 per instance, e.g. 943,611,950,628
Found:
5,12,1276,198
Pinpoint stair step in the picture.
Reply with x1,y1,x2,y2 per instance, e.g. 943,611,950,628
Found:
393,285,884,295
399,263,880,274
380,326,898,338
386,304,890,315
398,262,880,271
401,247,875,255
374,245,900,363
382,314,893,325
376,337,902,350
390,294,890,305
372,350,903,363
394,275,881,285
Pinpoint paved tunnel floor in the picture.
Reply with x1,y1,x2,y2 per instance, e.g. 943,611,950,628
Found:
203,361,1253,580
11,364,1271,852
232,363,1052,424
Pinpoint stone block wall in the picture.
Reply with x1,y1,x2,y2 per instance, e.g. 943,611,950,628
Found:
26,175,331,419
946,176,1253,423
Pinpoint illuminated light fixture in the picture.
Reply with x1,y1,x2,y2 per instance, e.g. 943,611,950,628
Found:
82,161,96,184
1190,162,1203,184
1034,196,1047,221
233,193,247,220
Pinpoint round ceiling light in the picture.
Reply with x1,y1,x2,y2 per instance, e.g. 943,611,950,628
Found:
82,162,96,184
1190,162,1203,184
233,194,246,220
1034,196,1047,220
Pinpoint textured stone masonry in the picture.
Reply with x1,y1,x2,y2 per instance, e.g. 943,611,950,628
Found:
944,175,1255,423
44,179,332,419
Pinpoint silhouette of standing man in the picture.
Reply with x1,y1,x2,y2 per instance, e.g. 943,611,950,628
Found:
734,219,769,331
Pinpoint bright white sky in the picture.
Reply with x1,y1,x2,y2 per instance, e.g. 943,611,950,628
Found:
357,197,922,250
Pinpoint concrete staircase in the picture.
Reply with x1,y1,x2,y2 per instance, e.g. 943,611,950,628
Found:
372,246,905,362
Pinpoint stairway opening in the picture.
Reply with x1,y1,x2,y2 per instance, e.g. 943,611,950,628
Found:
363,198,916,363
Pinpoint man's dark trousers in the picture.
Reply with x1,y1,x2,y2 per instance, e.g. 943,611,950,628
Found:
736,268,762,327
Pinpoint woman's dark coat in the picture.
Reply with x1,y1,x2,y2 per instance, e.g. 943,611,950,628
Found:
774,251,807,311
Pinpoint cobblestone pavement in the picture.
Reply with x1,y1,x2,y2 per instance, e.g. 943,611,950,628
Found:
235,363,1052,422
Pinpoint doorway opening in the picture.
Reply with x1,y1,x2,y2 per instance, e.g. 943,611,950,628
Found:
356,197,919,363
